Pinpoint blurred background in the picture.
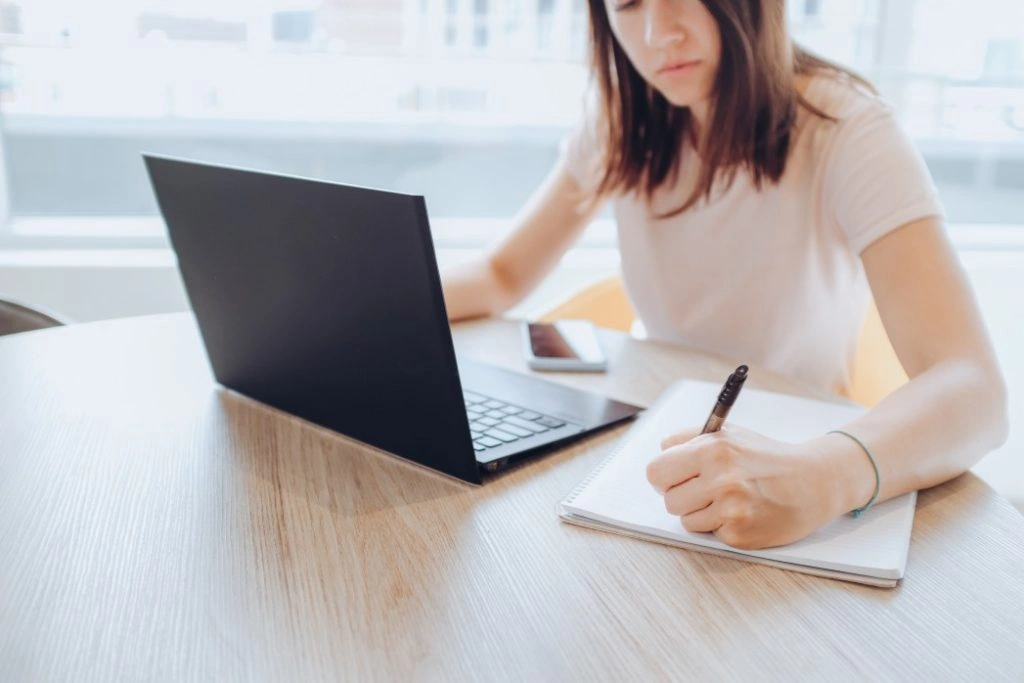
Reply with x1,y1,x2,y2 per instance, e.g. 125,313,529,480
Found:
0,0,1020,503
0,1,1021,230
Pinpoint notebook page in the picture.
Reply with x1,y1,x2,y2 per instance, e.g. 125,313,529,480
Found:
563,381,916,580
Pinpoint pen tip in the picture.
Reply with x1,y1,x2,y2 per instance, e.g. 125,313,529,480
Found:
736,365,748,377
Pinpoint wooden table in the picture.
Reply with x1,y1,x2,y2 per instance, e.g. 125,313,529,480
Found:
1,313,1022,681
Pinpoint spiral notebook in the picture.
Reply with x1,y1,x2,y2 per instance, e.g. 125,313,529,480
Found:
559,380,917,588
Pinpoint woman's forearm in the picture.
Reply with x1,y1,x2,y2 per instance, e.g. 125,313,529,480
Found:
441,257,520,322
808,359,1009,517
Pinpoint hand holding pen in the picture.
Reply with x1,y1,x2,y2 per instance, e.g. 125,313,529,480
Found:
646,364,841,550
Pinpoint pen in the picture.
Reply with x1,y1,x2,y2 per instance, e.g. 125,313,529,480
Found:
701,365,748,434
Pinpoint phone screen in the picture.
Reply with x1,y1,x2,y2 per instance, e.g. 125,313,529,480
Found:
527,321,604,363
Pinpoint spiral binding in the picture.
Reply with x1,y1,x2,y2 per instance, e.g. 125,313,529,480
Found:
562,441,630,506
560,384,681,508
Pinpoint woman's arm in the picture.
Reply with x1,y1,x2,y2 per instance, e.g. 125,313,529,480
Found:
647,217,1009,550
441,157,606,321
809,216,1009,516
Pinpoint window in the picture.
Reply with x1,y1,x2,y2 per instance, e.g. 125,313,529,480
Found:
537,0,555,52
0,0,1021,247
806,0,822,18
444,0,458,47
472,0,488,48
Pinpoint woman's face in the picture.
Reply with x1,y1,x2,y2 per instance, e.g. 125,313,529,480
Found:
604,0,721,109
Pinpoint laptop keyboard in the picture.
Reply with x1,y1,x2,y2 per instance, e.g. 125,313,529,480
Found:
463,390,567,453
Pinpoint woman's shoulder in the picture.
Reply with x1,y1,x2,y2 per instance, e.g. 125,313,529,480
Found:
793,71,902,163
800,71,893,128
796,71,943,252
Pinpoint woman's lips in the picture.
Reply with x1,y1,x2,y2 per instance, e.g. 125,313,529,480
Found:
658,59,701,75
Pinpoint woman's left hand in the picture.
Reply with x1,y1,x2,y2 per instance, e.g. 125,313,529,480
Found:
646,425,839,549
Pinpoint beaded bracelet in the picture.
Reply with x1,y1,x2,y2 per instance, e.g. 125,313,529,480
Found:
828,429,881,518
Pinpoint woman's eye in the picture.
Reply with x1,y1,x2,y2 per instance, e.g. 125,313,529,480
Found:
614,0,640,11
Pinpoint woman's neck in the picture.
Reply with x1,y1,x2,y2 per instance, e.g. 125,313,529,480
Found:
688,100,711,145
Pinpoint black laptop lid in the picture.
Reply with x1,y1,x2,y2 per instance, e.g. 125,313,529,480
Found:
144,155,481,484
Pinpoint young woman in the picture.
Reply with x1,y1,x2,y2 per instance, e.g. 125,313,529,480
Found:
441,0,1008,549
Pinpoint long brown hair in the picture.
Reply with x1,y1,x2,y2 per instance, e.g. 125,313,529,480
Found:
586,0,875,217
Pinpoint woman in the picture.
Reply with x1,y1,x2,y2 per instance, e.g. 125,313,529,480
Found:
441,0,1008,550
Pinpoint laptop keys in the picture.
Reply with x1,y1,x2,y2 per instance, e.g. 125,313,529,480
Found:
502,415,548,433
495,423,531,438
484,428,519,443
463,390,571,452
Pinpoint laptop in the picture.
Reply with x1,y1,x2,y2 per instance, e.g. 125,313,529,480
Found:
143,155,642,484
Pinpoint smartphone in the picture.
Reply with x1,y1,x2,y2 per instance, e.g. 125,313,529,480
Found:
521,320,608,372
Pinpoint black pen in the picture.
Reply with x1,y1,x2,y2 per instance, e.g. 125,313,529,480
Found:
701,365,748,434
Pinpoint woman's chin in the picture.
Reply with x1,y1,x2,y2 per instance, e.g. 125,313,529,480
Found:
656,86,704,110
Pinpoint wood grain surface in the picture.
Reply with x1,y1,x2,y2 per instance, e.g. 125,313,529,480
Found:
0,313,1022,682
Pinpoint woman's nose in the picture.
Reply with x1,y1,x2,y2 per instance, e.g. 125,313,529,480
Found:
644,0,687,49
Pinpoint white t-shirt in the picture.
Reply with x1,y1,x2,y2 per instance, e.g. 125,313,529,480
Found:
560,74,944,395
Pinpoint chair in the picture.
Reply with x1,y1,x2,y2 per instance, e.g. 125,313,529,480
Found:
0,297,66,337
538,276,907,407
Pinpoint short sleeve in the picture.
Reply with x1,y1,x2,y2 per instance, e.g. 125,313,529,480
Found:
825,99,944,254
558,92,606,196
